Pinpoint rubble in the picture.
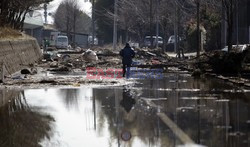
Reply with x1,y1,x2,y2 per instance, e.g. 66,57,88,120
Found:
20,68,37,75
0,46,167,88
49,61,58,68
62,54,71,61
194,48,250,75
82,49,98,62
39,79,56,84
20,69,31,74
49,66,71,72
2,44,250,88
43,53,53,61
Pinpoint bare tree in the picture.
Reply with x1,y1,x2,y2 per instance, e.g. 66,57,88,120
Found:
177,0,202,57
158,0,175,51
54,0,91,35
175,0,222,56
0,0,52,30
117,0,149,43
222,0,238,52
158,0,194,55
97,0,225,52
195,0,201,58
103,0,158,45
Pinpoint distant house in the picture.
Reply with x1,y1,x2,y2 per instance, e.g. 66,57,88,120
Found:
23,11,89,48
23,11,44,45
23,11,59,47
61,31,89,48
43,24,58,39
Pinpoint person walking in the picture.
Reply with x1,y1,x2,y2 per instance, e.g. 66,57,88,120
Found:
119,43,135,78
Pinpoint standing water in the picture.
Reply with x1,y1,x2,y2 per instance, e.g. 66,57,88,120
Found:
0,71,249,147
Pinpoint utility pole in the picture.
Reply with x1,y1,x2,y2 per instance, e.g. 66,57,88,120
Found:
66,3,70,37
221,0,225,48
149,0,153,49
196,0,200,59
174,1,177,53
249,26,250,44
44,4,48,24
173,1,181,58
91,0,95,46
156,0,159,49
177,4,180,58
174,1,180,58
113,0,118,50
236,0,239,46
73,5,76,48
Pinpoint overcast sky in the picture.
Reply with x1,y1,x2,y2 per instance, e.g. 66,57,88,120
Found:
45,0,92,24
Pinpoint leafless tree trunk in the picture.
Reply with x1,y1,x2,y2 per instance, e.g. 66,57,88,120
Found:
196,0,201,58
91,0,96,46
66,2,70,37
73,5,77,48
222,0,238,52
149,0,153,49
176,5,181,58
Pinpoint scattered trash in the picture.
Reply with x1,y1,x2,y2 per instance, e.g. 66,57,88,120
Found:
65,63,73,68
49,66,71,72
62,54,71,62
21,69,31,74
12,75,23,80
43,53,53,61
146,51,156,56
39,79,56,84
76,47,82,51
72,83,80,87
176,107,194,111
151,58,161,65
30,68,38,75
50,61,59,68
68,45,72,50
82,49,98,62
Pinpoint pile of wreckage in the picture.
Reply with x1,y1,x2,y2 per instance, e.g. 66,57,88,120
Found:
40,47,172,73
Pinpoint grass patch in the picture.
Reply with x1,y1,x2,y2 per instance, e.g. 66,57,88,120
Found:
0,27,33,40
0,27,22,38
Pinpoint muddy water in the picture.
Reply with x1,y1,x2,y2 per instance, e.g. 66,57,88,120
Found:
0,72,250,147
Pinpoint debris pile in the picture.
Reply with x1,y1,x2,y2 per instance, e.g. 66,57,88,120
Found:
82,49,99,62
195,48,250,75
1,45,182,87
133,48,171,67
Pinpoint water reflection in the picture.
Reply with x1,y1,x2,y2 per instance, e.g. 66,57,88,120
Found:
0,72,249,147
120,88,136,113
136,73,250,147
57,89,80,110
94,88,176,146
0,90,54,147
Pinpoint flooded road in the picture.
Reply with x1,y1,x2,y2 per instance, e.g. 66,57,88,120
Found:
0,71,250,147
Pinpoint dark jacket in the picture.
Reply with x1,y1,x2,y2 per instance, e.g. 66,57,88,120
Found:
120,45,135,65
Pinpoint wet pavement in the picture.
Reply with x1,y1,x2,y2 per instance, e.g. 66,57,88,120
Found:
0,70,250,147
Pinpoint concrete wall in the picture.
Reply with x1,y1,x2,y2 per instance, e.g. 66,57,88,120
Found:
0,39,42,76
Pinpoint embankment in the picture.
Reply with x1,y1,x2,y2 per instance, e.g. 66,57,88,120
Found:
0,38,42,76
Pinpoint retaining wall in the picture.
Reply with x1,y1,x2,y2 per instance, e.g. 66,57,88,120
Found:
0,39,42,76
